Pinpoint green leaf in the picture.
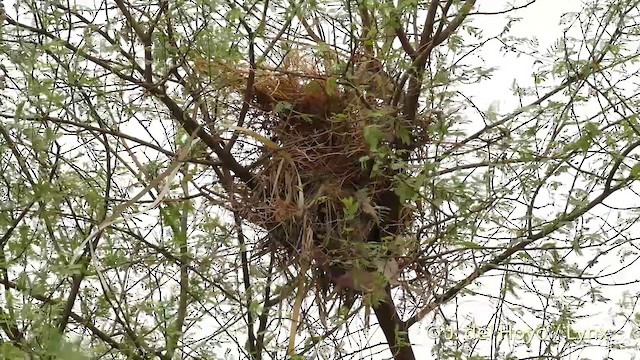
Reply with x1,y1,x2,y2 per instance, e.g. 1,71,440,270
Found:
630,163,640,178
459,241,481,249
0,343,25,358
572,236,583,255
326,76,337,96
584,121,601,137
341,196,359,219
394,180,415,202
227,8,244,22
565,134,591,153
363,125,384,151
518,252,533,261
397,125,412,145
273,101,293,114
14,101,25,121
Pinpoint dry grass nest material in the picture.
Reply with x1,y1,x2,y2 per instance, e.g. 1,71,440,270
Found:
223,55,425,301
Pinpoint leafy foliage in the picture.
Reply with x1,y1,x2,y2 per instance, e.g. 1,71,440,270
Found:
1,0,640,359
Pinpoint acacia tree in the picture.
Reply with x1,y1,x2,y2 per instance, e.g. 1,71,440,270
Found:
2,0,640,359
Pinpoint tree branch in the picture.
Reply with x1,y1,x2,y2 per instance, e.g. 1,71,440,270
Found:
406,160,637,328
373,286,415,360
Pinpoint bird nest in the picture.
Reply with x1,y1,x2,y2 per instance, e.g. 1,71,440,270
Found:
221,55,417,302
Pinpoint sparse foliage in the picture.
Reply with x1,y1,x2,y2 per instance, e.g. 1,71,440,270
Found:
2,0,640,359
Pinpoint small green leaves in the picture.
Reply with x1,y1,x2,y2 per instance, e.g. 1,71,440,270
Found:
326,76,338,96
584,121,601,137
396,124,412,145
518,252,533,262
274,101,293,114
363,125,384,151
564,121,602,154
226,8,244,22
630,163,640,179
0,343,25,359
341,196,359,219
459,240,481,249
394,180,415,203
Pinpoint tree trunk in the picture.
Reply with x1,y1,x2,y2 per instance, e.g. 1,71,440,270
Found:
373,286,416,360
